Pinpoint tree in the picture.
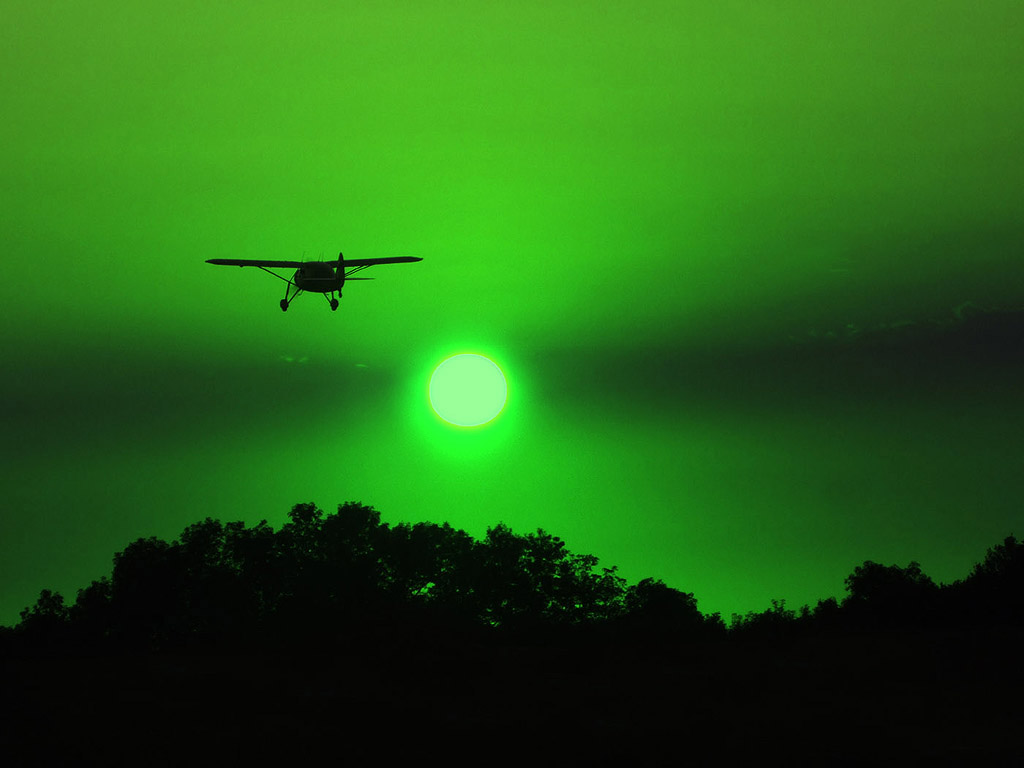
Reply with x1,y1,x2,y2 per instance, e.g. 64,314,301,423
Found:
383,520,477,607
69,577,113,648
223,518,279,623
729,598,798,639
110,536,186,648
970,535,1023,581
269,502,396,643
806,596,842,632
621,578,710,641
18,589,70,650
474,523,550,628
469,525,629,631
177,519,231,635
843,560,938,626
949,535,1024,626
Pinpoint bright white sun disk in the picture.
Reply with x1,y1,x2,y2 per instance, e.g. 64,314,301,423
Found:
429,354,507,427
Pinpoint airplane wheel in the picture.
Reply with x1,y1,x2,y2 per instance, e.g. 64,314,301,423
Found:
330,299,339,311
280,299,289,312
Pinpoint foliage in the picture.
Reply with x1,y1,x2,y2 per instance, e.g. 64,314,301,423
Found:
971,535,1024,581
944,535,1024,626
841,560,939,627
4,503,676,652
17,588,70,649
4,504,1023,654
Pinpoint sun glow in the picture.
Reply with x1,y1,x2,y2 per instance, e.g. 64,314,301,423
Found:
429,354,507,427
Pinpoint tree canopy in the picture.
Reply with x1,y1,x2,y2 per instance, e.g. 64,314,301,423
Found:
4,504,1020,653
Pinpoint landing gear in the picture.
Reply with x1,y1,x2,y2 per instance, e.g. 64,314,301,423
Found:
330,298,339,311
281,281,301,311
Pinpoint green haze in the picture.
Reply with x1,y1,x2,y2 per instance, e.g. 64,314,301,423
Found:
2,1,1022,625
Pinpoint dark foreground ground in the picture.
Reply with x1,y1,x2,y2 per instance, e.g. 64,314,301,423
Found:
3,628,1022,766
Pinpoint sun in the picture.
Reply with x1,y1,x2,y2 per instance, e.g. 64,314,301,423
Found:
429,353,507,427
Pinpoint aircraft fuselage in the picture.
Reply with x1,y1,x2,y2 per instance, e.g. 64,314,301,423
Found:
293,262,344,293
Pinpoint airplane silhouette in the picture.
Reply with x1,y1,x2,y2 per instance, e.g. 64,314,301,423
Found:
206,252,422,311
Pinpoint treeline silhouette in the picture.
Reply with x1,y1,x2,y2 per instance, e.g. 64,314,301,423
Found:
3,501,1022,654
4,502,1024,764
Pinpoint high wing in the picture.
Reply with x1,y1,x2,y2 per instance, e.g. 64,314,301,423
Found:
206,256,422,267
206,259,306,268
329,256,422,267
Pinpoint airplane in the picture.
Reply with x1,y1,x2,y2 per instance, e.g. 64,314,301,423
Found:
206,252,422,311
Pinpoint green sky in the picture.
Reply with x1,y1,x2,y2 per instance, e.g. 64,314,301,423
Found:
2,1,1022,626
